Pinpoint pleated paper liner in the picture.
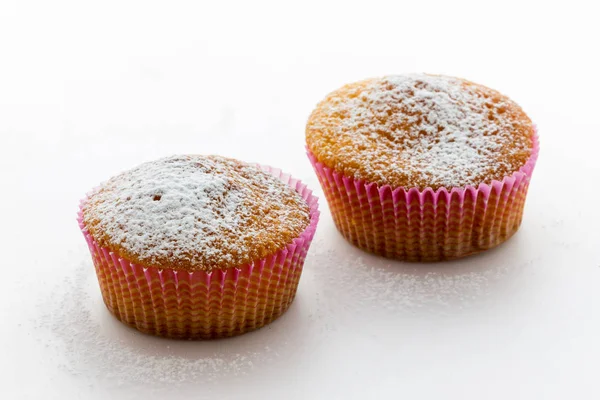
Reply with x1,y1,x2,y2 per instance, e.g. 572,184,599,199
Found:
308,133,539,262
78,166,320,340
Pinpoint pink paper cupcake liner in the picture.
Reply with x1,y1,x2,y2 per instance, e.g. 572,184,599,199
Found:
78,166,320,339
308,132,539,262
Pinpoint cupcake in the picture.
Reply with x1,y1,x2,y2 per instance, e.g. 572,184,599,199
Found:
78,155,319,339
306,74,538,261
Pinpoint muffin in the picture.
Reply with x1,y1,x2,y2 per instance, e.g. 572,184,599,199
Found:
78,155,319,339
306,74,538,261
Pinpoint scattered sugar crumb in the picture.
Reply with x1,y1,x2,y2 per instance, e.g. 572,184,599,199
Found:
306,237,526,314
34,261,272,386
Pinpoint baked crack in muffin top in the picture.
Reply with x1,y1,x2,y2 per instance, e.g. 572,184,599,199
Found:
306,74,534,190
83,155,310,272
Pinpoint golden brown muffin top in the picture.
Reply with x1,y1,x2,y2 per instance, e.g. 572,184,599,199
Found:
82,155,310,272
306,74,534,190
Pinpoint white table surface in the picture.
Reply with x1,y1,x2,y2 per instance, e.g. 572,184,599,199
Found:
1,1,599,398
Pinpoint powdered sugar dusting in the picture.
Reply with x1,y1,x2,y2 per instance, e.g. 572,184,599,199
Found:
83,155,310,271
307,74,533,189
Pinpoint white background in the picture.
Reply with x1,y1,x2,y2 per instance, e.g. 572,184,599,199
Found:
1,0,599,399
